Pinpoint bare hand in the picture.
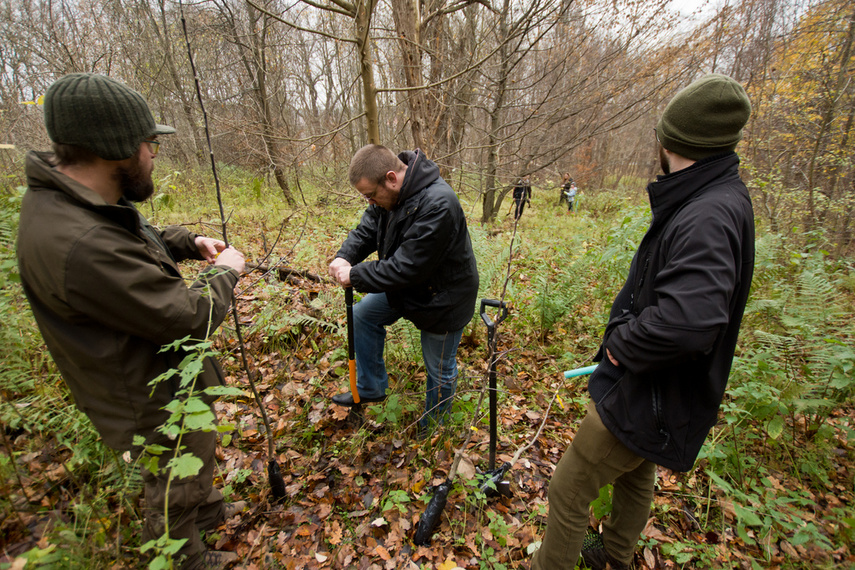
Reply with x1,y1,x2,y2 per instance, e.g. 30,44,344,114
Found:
606,348,619,367
329,257,352,287
195,236,227,263
214,246,246,274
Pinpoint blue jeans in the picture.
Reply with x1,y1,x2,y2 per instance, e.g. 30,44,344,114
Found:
353,293,463,428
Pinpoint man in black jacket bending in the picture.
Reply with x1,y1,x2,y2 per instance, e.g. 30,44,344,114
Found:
329,145,479,434
533,74,755,569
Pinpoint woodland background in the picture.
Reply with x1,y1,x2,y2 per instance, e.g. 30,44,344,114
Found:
0,0,854,568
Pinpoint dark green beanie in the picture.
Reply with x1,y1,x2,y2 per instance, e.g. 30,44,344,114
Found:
656,74,751,161
44,73,175,161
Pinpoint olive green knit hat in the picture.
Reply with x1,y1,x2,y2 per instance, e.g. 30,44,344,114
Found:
656,74,751,161
44,73,175,161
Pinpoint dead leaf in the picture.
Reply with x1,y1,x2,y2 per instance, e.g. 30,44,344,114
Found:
456,455,476,480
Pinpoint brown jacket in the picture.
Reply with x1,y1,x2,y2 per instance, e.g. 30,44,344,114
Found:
17,151,239,450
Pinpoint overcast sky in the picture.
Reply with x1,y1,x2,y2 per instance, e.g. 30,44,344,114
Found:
668,0,718,19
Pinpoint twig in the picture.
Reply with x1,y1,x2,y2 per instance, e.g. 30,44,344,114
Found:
179,0,279,469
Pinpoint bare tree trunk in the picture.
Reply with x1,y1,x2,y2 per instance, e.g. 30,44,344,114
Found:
355,0,380,144
391,0,426,150
806,7,855,221
481,0,512,223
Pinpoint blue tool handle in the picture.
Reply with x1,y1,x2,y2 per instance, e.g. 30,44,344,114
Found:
564,364,598,378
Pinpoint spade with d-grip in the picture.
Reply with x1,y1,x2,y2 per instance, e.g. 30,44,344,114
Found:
477,299,512,497
414,360,600,545
413,299,509,546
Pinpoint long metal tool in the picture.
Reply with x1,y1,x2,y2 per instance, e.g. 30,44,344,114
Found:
345,287,362,422
481,299,509,469
415,299,509,545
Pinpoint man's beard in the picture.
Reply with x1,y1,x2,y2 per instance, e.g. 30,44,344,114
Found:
659,145,671,175
116,156,154,202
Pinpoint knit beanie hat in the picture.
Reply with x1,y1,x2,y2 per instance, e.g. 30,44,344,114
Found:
44,73,175,161
656,74,751,161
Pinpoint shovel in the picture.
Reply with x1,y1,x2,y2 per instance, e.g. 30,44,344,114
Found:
478,299,511,498
345,287,362,422
413,299,510,546
479,364,597,497
414,361,599,545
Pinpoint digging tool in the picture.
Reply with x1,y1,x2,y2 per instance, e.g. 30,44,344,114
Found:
478,299,510,497
415,299,509,546
345,287,362,421
415,372,496,545
178,3,287,500
416,363,600,544
565,364,598,379
413,436,472,546
477,364,599,497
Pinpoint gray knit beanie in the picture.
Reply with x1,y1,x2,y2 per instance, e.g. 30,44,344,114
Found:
44,73,175,161
656,74,751,161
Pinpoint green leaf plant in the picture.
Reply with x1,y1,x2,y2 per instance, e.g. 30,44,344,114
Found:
135,337,242,569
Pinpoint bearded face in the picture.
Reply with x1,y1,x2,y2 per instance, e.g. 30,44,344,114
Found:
115,152,155,202
659,145,671,175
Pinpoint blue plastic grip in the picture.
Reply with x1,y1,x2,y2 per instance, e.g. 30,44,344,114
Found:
564,364,598,378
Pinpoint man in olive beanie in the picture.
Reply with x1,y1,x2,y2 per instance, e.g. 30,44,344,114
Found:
17,73,246,569
533,74,755,570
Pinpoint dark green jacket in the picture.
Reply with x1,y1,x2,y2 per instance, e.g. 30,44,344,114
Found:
17,151,239,451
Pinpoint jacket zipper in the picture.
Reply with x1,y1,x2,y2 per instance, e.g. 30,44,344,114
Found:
630,255,651,313
651,384,670,450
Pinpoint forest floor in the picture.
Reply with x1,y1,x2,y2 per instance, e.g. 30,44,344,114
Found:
150,273,855,568
2,223,854,570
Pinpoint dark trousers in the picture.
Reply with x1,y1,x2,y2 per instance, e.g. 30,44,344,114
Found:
532,401,656,569
134,428,225,569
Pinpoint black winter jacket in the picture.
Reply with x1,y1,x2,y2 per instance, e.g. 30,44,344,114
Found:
589,152,755,472
336,150,479,333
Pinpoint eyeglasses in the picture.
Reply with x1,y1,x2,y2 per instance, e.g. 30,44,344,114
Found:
144,138,160,156
359,180,384,201
654,128,661,145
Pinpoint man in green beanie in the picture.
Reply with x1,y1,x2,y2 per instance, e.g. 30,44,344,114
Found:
17,73,246,569
532,74,755,569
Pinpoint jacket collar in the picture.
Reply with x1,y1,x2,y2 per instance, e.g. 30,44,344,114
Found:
646,152,740,223
25,151,142,234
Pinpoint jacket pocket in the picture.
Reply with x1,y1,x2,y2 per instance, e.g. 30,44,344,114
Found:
651,383,671,452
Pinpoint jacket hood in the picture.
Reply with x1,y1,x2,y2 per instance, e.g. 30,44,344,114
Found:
26,151,110,208
396,149,440,207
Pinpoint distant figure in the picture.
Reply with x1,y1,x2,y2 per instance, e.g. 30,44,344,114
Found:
563,176,578,213
512,177,532,220
560,172,574,206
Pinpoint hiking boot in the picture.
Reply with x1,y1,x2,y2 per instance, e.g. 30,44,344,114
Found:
204,549,239,569
580,530,632,570
332,392,386,407
223,500,246,519
199,501,247,532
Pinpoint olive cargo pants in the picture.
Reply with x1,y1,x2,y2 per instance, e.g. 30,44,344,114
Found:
532,401,656,569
